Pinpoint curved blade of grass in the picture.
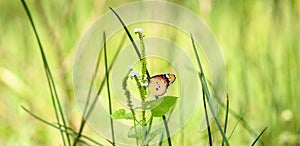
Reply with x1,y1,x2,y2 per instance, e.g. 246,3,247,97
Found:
190,33,230,146
201,81,213,145
109,7,141,58
20,0,70,145
222,94,229,146
21,106,104,146
251,126,268,146
103,32,116,145
109,7,151,79
73,34,126,145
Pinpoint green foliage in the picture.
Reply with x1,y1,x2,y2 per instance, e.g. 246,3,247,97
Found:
112,109,134,120
150,96,178,117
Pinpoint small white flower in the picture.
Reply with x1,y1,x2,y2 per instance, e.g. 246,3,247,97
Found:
141,81,149,87
128,65,134,70
129,71,139,77
134,28,144,34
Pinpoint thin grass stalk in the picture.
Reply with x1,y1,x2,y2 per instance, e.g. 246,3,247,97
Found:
45,68,66,146
157,102,176,146
251,126,268,146
20,0,71,145
228,119,240,139
200,78,213,146
103,32,116,145
21,106,104,146
35,1,74,126
109,7,151,78
162,115,172,146
190,33,230,146
45,62,71,145
109,7,173,145
73,35,126,145
222,94,229,146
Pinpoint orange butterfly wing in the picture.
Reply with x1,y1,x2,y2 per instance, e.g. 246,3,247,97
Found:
149,74,176,97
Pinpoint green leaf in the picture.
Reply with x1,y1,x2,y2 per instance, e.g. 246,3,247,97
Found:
112,109,133,120
150,96,178,117
144,98,164,110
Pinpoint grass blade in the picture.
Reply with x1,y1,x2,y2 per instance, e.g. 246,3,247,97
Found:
20,0,70,145
222,94,229,146
103,32,116,145
109,7,151,78
162,115,172,146
251,126,268,146
201,79,213,146
109,7,141,59
191,33,230,146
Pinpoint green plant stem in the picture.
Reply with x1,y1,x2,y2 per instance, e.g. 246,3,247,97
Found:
139,33,147,84
142,100,147,145
132,75,148,144
123,69,139,145
131,109,139,146
136,29,148,145
103,32,116,146
162,115,172,146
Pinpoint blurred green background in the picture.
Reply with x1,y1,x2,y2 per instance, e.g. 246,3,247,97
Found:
0,0,299,145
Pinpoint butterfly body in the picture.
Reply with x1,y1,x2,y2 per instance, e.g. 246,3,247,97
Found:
148,74,176,97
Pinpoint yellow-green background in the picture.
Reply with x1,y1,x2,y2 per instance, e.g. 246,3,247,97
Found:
0,0,299,145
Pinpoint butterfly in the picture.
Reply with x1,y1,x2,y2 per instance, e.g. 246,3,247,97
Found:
148,74,176,97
